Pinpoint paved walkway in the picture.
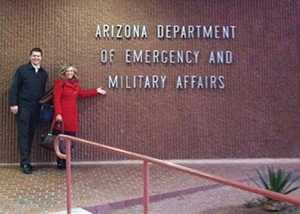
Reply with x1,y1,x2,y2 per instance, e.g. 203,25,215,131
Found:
0,161,300,214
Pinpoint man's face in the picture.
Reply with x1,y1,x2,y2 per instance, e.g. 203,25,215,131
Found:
30,51,42,66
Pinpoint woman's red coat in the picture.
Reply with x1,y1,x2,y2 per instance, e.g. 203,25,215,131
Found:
53,79,98,132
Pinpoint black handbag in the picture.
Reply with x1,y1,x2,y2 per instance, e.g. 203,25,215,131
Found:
40,119,64,150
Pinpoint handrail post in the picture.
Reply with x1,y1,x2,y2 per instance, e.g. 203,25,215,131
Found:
143,160,149,214
66,139,72,214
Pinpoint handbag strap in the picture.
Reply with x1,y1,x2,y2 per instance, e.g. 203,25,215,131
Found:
50,119,64,133
39,87,54,104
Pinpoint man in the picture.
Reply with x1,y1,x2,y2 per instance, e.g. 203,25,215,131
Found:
9,48,48,174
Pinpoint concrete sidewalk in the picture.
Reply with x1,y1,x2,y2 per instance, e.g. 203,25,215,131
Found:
0,161,300,214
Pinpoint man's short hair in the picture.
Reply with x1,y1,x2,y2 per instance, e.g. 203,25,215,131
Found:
30,48,43,56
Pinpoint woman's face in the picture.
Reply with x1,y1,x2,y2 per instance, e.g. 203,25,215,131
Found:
65,67,75,79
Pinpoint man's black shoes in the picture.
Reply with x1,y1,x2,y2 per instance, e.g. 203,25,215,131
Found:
21,164,33,174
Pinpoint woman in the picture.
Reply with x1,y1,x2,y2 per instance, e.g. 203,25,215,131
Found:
53,65,106,169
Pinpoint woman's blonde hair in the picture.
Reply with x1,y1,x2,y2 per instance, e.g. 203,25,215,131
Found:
58,64,79,80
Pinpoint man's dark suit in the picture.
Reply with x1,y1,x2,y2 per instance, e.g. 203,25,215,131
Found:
9,63,48,166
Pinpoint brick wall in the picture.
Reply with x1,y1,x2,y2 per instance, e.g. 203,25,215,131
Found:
0,0,299,163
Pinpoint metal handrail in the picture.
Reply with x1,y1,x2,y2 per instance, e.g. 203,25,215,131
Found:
54,134,300,214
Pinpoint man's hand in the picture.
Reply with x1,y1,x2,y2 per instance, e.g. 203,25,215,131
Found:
10,106,18,114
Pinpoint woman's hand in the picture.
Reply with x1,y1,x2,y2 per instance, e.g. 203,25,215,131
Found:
56,114,63,121
97,87,107,95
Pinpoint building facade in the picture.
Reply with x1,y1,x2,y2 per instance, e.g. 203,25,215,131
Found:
0,0,299,163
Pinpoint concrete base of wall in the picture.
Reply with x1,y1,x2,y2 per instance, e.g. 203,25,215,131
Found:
1,158,299,166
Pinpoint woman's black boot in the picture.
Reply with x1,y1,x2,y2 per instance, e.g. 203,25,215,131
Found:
56,158,66,170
